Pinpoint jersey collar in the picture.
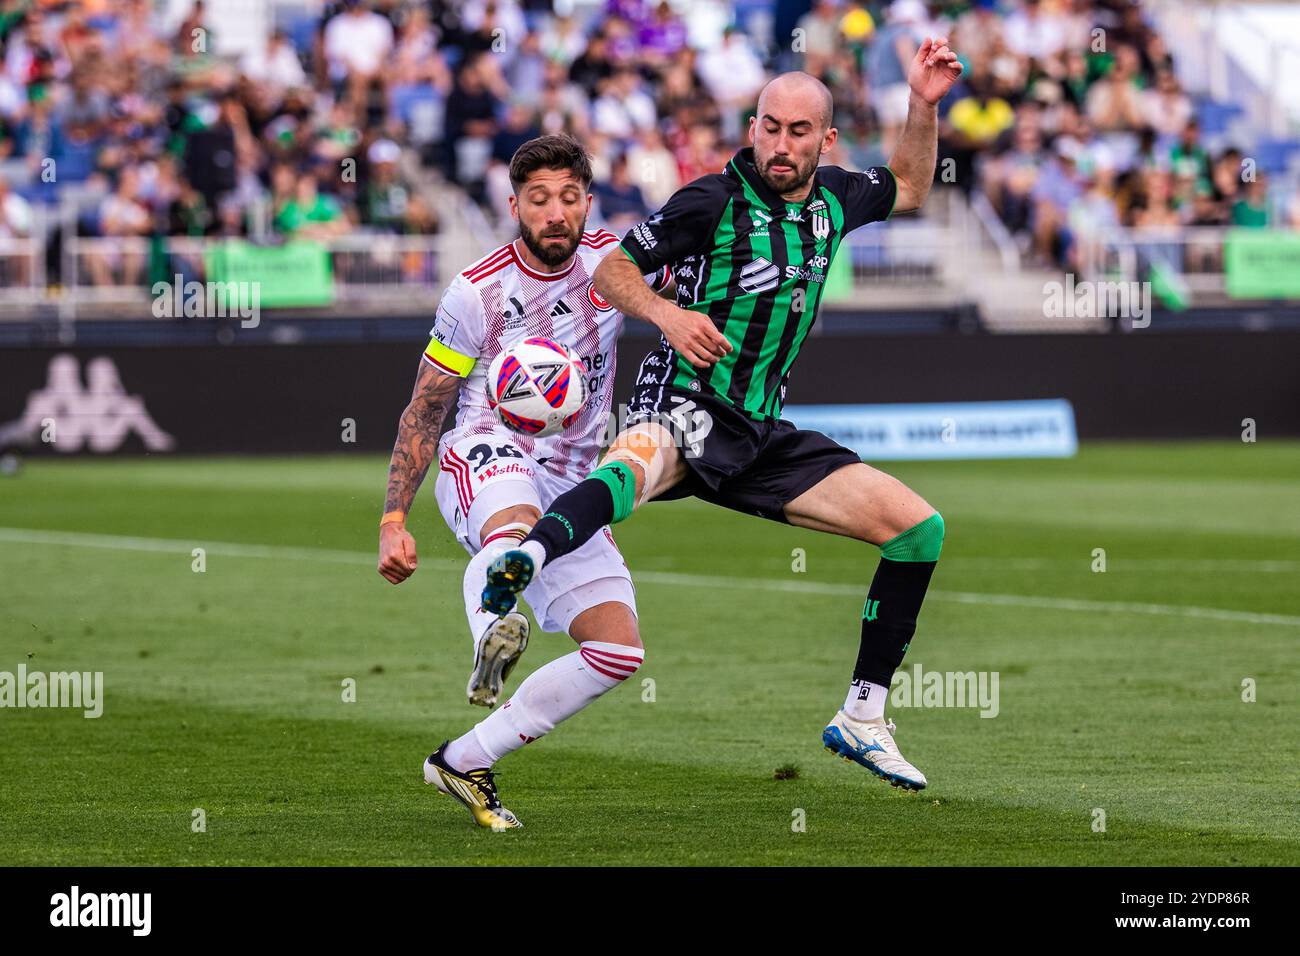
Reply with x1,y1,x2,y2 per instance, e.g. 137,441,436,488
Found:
728,147,820,214
510,238,577,281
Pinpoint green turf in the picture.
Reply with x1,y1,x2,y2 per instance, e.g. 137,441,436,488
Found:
1,442,1297,865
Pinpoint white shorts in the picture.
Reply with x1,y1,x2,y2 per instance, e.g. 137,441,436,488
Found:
434,429,636,635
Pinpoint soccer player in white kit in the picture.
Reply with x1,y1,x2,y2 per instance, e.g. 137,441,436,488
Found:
377,136,672,829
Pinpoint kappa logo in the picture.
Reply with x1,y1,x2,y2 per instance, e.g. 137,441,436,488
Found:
738,257,781,295
0,354,174,454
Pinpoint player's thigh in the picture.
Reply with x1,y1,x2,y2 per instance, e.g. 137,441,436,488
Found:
783,461,936,545
436,432,544,551
523,527,638,639
600,420,687,504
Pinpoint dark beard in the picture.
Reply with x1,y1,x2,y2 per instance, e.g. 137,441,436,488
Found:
519,219,582,267
757,154,816,197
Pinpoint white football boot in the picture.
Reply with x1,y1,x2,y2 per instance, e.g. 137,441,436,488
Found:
466,611,529,708
822,711,928,790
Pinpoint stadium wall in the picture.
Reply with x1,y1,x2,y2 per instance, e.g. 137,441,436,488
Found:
1,328,1296,455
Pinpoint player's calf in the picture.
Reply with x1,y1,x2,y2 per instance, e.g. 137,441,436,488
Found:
483,424,681,613
441,598,644,818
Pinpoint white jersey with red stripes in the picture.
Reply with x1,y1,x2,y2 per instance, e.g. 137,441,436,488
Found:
423,229,669,480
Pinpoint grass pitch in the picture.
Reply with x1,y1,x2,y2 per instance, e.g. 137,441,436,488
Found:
1,442,1297,866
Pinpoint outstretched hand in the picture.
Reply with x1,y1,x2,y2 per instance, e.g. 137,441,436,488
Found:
908,37,963,105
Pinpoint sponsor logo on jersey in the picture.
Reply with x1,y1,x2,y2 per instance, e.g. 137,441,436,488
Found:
632,221,658,250
433,306,458,344
588,282,612,311
738,256,781,294
785,254,829,283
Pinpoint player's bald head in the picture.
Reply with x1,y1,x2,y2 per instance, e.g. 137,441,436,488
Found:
757,72,835,132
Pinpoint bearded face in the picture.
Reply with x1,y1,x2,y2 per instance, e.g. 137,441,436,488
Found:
754,144,820,196
518,214,583,267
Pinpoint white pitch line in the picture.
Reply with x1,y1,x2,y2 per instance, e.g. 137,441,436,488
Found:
3,526,1298,629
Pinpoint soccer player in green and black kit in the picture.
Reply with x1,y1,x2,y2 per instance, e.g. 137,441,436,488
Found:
483,44,963,790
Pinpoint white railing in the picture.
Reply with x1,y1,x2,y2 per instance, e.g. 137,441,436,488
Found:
1078,225,1235,299
0,236,45,305
0,233,451,319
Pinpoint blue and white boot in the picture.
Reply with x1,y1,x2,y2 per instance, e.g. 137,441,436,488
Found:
823,711,928,791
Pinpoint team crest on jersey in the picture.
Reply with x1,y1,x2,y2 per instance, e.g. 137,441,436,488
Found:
812,212,830,240
588,282,612,311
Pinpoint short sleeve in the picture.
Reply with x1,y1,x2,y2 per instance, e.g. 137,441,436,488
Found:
619,177,730,274
423,276,483,377
838,166,898,232
644,264,673,292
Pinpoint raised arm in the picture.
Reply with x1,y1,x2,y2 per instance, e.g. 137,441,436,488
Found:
377,360,460,584
891,37,963,214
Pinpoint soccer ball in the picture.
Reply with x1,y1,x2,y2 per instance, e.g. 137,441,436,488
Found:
486,336,587,438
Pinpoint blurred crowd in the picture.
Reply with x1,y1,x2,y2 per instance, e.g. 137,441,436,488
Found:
0,0,1297,286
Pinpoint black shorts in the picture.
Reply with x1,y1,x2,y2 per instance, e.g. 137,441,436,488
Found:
626,383,861,522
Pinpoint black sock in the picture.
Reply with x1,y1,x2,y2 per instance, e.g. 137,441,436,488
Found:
853,557,937,686
525,478,615,564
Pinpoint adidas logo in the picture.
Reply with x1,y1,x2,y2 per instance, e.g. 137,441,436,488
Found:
549,299,574,318
738,257,781,295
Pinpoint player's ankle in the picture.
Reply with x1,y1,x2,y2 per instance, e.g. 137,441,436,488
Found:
519,540,547,572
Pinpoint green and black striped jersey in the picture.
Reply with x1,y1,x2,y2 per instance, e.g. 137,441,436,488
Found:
620,147,897,420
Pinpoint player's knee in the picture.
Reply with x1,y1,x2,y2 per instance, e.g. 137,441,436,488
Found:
479,503,541,543
880,511,944,563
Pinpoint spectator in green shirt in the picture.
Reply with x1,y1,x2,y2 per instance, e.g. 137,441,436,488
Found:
274,173,349,240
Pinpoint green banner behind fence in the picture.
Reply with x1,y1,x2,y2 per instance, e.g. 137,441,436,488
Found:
1224,229,1300,300
204,241,334,308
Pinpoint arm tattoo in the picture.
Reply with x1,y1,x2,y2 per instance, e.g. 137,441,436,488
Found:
384,360,460,517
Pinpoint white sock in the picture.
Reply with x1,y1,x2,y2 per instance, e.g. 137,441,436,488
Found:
444,641,644,772
843,678,889,723
519,539,548,576
463,524,531,642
